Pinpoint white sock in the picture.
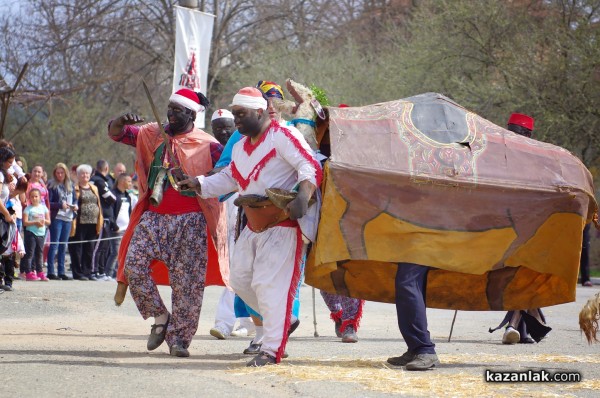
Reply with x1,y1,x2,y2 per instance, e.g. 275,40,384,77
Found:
253,326,264,344
291,315,298,324
239,317,254,330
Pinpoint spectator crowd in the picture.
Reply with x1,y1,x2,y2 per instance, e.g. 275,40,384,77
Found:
0,144,138,291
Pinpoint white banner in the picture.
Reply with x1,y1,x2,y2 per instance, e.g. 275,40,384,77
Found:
173,5,215,128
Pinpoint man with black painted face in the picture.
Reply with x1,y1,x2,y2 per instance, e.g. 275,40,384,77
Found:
107,87,229,358
210,109,236,146
179,87,321,367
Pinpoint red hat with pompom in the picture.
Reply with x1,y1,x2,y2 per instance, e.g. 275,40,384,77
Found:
169,88,203,112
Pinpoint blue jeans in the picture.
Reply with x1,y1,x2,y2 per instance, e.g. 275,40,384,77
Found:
47,219,72,276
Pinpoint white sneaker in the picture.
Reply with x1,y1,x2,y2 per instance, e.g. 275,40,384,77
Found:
102,275,111,281
209,326,229,340
230,327,248,337
502,326,520,344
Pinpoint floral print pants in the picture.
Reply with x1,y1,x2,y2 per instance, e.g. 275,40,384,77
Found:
321,290,364,331
125,211,208,349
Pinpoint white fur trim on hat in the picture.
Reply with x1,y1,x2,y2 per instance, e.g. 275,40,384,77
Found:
230,87,267,110
211,109,234,121
169,89,202,113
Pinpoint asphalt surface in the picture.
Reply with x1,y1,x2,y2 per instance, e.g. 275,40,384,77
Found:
1,278,599,397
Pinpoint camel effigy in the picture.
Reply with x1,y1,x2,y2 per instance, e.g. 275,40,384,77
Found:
278,79,597,312
274,80,325,152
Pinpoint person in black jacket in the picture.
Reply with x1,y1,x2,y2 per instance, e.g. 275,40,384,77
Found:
89,159,116,280
106,173,134,279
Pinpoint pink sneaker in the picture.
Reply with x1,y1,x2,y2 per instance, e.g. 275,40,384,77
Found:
37,272,49,282
26,272,40,281
19,272,27,280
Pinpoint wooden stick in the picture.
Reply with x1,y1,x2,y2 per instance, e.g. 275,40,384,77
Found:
312,287,319,337
448,310,458,342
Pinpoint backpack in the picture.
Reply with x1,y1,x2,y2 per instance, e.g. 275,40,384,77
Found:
0,218,16,255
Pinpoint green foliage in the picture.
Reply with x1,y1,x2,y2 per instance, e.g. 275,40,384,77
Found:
309,84,330,107
216,39,406,109
385,0,600,165
2,0,599,171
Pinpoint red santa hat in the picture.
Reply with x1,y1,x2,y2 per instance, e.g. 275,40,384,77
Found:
508,113,534,131
211,109,234,121
169,88,203,113
230,87,267,110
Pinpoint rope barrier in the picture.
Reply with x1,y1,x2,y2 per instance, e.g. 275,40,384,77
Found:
42,235,123,245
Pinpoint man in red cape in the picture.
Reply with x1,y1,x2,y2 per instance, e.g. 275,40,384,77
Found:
108,87,228,357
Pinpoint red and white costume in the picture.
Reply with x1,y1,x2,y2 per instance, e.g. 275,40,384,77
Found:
198,119,321,362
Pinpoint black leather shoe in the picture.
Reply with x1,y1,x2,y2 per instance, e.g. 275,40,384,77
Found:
288,319,300,336
520,334,536,344
387,351,416,366
47,274,58,280
169,343,190,358
246,351,276,367
243,340,262,355
147,315,170,351
58,275,71,280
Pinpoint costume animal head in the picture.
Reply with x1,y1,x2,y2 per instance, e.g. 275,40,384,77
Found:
272,79,325,151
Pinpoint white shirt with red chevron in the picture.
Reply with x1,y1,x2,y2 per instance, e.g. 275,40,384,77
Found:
199,120,321,199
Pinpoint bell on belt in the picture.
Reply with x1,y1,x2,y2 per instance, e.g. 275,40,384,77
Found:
149,168,167,206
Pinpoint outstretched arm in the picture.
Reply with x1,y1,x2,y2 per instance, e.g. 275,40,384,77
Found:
109,113,144,137
177,166,238,199
108,113,145,147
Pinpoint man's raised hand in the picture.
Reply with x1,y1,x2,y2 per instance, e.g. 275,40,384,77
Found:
109,113,144,136
120,113,144,125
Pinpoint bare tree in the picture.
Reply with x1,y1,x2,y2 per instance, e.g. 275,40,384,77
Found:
6,0,595,171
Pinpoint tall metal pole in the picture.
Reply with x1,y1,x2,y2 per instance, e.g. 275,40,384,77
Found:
178,0,199,9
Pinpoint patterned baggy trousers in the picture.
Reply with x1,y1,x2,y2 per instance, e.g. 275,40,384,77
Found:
125,211,208,349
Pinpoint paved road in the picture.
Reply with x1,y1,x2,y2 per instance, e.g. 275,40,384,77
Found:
1,279,599,397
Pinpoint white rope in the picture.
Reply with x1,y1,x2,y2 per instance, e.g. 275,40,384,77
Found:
43,235,123,245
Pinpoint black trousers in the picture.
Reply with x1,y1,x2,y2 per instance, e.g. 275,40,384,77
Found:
69,223,97,278
1,254,16,286
21,230,45,274
93,220,112,275
580,223,591,284
395,262,436,354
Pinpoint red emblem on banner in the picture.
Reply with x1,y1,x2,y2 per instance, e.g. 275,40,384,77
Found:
179,50,201,90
